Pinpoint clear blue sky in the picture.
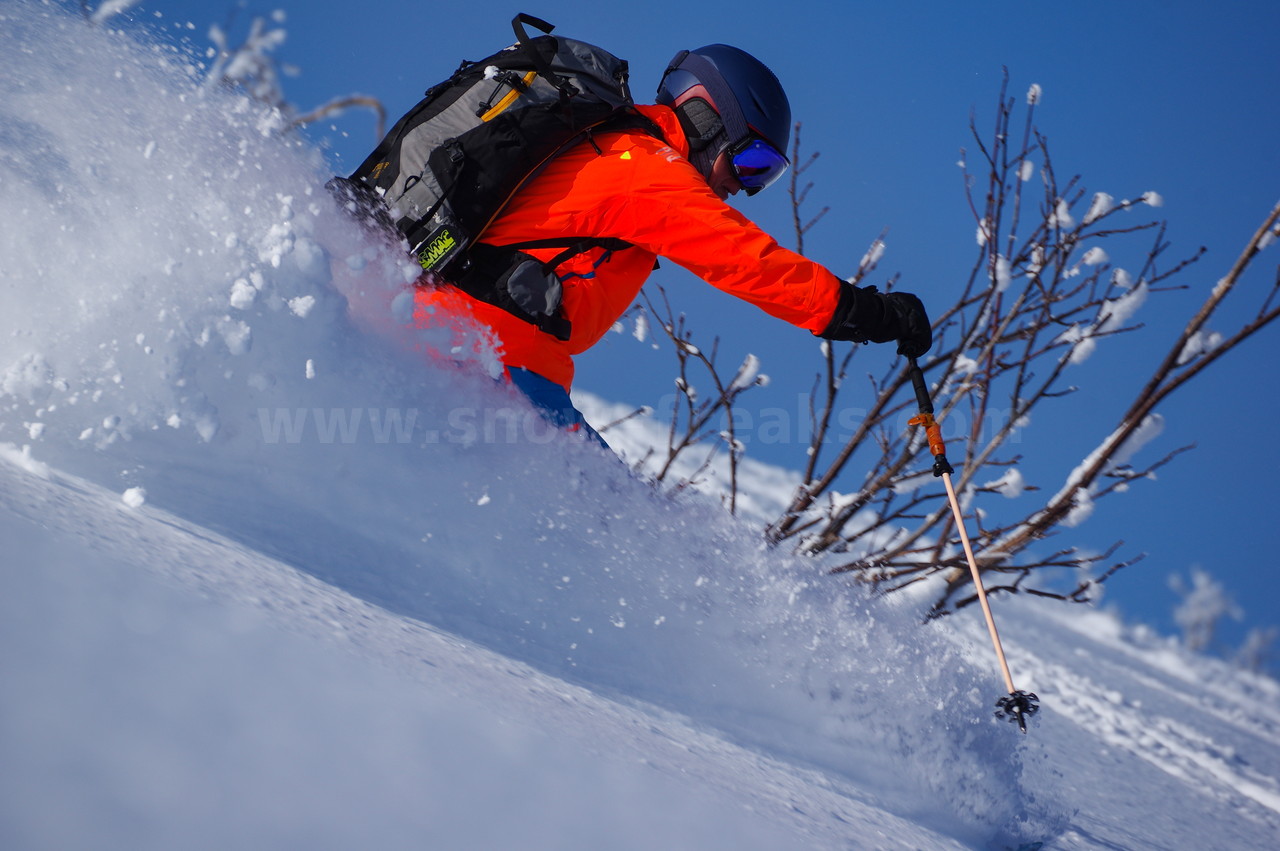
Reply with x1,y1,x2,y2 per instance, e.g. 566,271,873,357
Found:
114,0,1278,658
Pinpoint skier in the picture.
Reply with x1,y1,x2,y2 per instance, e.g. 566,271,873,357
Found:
415,44,932,442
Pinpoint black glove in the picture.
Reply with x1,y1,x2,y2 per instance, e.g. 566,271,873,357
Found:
820,284,932,358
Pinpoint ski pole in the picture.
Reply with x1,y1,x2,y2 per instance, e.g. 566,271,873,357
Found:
905,355,1040,733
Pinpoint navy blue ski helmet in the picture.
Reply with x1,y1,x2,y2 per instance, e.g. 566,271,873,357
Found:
656,44,791,194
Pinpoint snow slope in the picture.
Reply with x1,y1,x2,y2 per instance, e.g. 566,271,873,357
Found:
0,453,933,851
2,3,1278,848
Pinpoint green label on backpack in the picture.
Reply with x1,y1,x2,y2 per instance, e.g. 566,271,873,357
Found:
417,227,459,271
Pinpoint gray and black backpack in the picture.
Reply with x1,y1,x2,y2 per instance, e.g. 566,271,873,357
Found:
331,14,661,340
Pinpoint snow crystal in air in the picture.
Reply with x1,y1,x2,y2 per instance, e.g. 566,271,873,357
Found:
389,290,415,324
1018,160,1035,182
121,486,147,508
288,295,316,318
1,353,53,402
230,278,257,310
218,318,253,355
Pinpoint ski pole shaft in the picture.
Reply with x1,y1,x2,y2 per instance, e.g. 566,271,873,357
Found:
906,356,1037,731
938,460,1017,696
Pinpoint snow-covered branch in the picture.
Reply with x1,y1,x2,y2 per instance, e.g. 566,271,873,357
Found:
200,9,385,142
989,198,1280,577
289,96,388,140
205,13,292,115
763,73,1279,614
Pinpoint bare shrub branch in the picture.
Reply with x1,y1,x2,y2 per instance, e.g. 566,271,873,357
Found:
290,96,387,140
652,72,1280,614
630,287,768,515
203,8,385,142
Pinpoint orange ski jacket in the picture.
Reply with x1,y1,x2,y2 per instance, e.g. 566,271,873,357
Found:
414,104,843,391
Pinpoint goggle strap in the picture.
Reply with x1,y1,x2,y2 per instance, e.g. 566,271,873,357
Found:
670,53,749,144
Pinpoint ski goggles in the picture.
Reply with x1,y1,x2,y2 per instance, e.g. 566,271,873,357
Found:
730,137,789,195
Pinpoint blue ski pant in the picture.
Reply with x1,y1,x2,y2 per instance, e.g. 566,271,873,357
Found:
505,367,608,449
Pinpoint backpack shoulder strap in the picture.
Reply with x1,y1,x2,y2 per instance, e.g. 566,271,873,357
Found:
505,236,633,264
598,108,666,146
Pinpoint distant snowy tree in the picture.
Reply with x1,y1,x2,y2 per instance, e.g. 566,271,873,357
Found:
1234,626,1277,673
1170,569,1242,651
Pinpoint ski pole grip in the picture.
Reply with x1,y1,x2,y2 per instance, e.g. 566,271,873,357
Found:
907,356,934,415
905,356,954,476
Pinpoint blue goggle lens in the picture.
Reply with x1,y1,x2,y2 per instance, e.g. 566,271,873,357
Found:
731,138,789,194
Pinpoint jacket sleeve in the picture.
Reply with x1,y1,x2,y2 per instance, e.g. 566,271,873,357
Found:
587,142,843,334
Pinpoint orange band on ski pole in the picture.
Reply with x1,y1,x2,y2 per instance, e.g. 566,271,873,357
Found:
907,412,947,460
